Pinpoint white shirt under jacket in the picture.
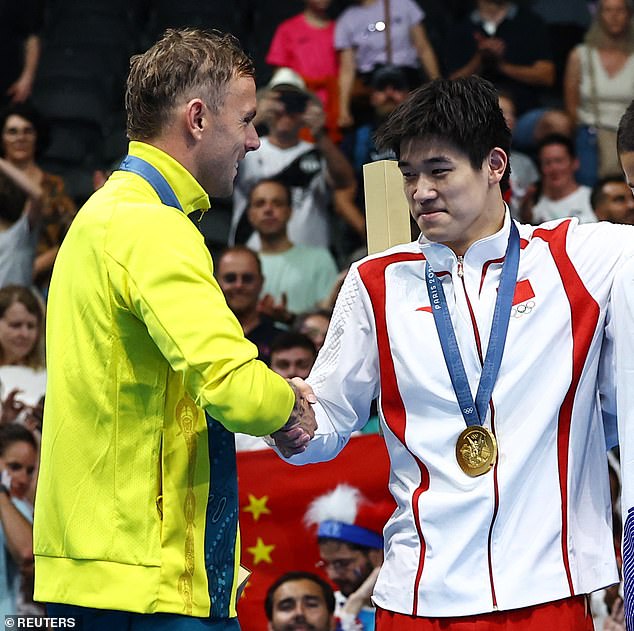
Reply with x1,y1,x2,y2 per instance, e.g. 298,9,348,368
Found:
285,212,634,617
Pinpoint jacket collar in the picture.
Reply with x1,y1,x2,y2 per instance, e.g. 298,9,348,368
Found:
418,208,513,274
127,141,210,217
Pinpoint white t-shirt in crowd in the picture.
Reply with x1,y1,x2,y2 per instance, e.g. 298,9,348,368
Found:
532,185,597,224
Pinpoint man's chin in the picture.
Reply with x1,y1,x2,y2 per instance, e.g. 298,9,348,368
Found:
204,179,234,200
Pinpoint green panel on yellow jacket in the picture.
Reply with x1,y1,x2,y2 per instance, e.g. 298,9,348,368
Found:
33,142,295,618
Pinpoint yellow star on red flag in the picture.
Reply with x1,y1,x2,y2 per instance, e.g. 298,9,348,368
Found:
247,537,275,564
243,494,271,521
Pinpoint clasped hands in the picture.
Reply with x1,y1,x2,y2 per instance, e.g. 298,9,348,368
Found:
270,378,317,457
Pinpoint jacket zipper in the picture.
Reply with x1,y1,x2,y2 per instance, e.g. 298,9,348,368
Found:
457,260,499,609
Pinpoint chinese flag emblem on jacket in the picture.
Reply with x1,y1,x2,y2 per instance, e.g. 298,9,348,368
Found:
236,434,392,630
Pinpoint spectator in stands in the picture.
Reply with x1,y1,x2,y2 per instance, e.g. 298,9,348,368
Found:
530,133,597,224
0,3,41,106
341,65,408,176
231,68,364,252
591,174,634,224
269,332,317,381
0,158,41,289
0,424,37,618
246,178,339,319
0,286,45,428
265,571,336,631
532,108,576,144
216,246,285,364
530,0,591,94
266,0,340,141
0,103,76,298
294,309,331,352
335,0,440,128
235,331,317,451
446,0,555,149
564,0,634,187
335,64,410,260
304,484,392,631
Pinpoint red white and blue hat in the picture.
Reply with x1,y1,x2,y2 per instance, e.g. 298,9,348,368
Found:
304,484,393,550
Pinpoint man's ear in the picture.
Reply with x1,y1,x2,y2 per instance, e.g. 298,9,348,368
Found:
488,147,508,184
185,98,206,139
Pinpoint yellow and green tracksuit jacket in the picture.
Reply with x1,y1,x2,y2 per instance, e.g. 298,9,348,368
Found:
33,141,295,617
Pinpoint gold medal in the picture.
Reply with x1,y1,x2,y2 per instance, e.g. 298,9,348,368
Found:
455,426,497,477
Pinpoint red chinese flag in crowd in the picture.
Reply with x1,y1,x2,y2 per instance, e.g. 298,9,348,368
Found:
236,434,392,631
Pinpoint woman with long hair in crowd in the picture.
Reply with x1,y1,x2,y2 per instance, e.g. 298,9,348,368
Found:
564,0,634,185
0,285,45,435
0,424,37,616
0,103,76,296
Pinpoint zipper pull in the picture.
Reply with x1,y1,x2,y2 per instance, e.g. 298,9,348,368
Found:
457,256,464,278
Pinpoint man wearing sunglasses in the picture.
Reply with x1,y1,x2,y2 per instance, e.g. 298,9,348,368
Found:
305,484,392,631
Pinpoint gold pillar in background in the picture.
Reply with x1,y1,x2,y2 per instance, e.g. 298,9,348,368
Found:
363,160,412,255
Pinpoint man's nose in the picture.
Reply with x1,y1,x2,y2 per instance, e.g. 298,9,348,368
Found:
412,175,437,202
246,123,260,153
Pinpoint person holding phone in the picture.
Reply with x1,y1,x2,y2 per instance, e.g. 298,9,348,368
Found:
230,67,365,258
0,285,45,431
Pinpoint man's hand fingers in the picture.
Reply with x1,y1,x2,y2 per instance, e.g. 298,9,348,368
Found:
290,377,317,404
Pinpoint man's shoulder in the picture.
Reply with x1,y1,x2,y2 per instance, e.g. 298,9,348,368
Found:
355,241,423,276
0,212,29,238
74,177,200,251
523,216,634,249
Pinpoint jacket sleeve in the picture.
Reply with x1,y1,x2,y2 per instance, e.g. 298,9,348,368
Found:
611,256,634,615
107,203,295,436
284,264,380,464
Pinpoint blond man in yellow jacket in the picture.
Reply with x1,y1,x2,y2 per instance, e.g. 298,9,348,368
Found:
33,28,316,631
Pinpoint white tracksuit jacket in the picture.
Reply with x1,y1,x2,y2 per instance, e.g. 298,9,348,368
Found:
287,212,634,617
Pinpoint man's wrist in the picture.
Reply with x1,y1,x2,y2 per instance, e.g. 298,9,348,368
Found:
282,380,303,430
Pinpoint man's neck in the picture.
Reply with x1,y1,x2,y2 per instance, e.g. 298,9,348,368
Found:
304,8,329,28
260,233,293,254
478,1,510,24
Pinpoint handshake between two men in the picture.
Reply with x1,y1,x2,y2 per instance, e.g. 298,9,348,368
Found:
270,378,318,457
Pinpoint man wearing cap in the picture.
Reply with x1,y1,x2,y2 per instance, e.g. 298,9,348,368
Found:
305,485,392,631
229,67,364,254
341,65,411,173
